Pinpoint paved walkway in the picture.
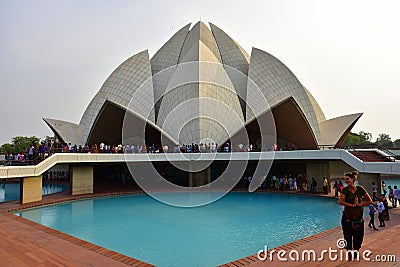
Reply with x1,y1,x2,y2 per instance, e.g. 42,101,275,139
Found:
0,189,399,267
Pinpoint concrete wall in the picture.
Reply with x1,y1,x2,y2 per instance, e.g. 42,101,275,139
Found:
306,162,329,192
329,161,353,180
21,176,42,203
71,165,93,195
328,161,379,197
306,160,381,195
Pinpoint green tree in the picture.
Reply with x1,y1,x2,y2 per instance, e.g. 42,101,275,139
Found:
343,132,359,147
394,139,400,148
8,136,40,153
375,133,393,148
0,143,13,154
343,131,373,147
359,131,372,142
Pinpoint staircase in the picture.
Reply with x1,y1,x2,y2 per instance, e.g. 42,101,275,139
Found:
350,150,393,162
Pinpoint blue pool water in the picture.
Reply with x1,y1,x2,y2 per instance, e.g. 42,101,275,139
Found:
0,183,67,202
15,192,349,266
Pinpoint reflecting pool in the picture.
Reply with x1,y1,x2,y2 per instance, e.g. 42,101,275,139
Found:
16,192,346,267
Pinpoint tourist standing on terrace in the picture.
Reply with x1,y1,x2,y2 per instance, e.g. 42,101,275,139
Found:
39,142,47,160
28,145,34,160
338,171,373,258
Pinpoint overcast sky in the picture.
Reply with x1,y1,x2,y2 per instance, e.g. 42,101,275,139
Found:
1,0,399,145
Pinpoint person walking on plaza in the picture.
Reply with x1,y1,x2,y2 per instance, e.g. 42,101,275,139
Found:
311,177,317,194
388,186,395,206
381,181,387,196
323,177,329,194
371,182,378,201
393,186,400,208
367,203,378,230
381,195,390,220
377,197,385,227
333,181,339,197
338,171,373,259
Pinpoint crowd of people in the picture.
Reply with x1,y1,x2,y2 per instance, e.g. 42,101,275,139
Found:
2,140,52,165
366,180,400,230
89,141,297,154
244,173,330,194
2,135,318,167
2,141,289,166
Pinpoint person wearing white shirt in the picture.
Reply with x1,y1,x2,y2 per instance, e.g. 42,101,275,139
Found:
99,142,105,152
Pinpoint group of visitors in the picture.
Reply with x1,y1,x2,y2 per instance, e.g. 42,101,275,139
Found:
367,191,392,231
2,140,51,165
82,142,259,154
2,139,307,166
245,173,331,194
176,142,266,152
332,180,345,197
176,143,219,153
369,181,400,219
383,182,400,208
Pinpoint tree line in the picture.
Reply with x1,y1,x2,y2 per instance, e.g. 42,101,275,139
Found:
343,131,400,148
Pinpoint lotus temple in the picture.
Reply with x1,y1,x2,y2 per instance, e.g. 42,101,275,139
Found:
2,21,399,204
43,21,361,150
